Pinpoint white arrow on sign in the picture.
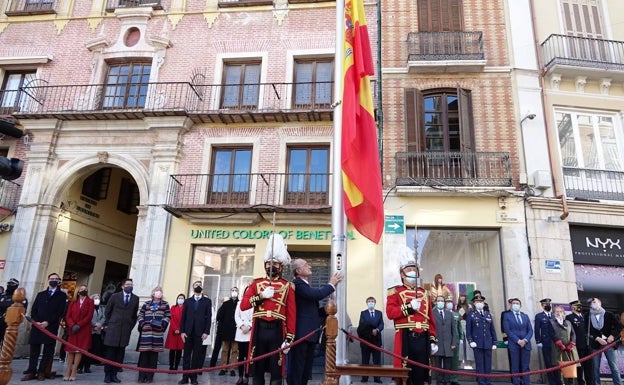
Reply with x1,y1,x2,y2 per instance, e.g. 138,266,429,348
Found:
388,223,401,230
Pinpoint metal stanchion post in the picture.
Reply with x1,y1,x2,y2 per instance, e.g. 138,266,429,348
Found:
0,287,26,385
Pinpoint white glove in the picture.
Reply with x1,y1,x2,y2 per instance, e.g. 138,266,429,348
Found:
469,342,477,348
281,340,291,354
504,341,509,345
410,299,421,310
492,345,497,350
537,343,543,348
430,343,438,355
261,286,274,299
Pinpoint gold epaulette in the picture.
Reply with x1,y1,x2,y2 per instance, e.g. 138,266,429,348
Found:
387,286,399,296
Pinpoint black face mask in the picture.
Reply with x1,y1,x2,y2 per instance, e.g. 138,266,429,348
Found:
544,304,552,312
193,286,202,294
49,280,59,288
78,290,88,297
265,265,281,279
5,284,16,295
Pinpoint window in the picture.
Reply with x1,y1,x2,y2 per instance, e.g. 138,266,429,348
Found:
25,0,55,11
117,178,139,214
106,0,163,11
102,63,151,109
285,146,329,205
82,168,111,201
293,59,333,109
417,0,463,32
560,0,608,61
208,148,252,204
0,71,36,114
221,62,261,109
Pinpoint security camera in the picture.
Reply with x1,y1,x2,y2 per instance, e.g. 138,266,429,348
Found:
527,114,536,120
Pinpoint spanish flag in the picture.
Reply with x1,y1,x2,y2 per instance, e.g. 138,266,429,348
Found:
341,0,383,243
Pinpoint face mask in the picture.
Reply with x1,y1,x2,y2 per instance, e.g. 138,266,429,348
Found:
475,302,484,310
177,298,185,305
446,302,453,311
555,314,564,321
6,284,16,294
511,304,520,312
194,286,202,294
153,291,163,299
78,290,88,297
49,280,59,288
94,299,101,306
404,271,418,285
543,304,551,312
231,291,239,298
265,265,281,279
573,306,582,313
436,301,445,310
590,303,599,311
367,302,375,310
123,286,133,294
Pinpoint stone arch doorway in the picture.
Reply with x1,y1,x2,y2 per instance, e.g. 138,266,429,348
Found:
54,164,141,303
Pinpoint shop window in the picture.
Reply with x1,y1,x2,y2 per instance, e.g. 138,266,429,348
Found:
293,58,333,109
220,62,261,109
407,227,505,370
286,146,329,205
82,168,111,201
208,147,252,205
102,62,151,109
0,71,36,114
117,177,139,214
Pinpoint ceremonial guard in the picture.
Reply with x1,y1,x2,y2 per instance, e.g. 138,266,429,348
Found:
465,294,497,385
386,245,438,385
240,233,296,385
565,300,593,385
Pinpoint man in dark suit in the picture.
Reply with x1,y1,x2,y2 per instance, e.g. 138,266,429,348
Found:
433,295,456,385
21,273,67,381
502,298,533,385
102,278,140,384
534,298,561,385
287,258,342,385
566,300,593,385
179,280,212,385
357,296,384,383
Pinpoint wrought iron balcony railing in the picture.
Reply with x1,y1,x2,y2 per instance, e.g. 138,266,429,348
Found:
164,173,332,215
541,34,624,72
407,31,484,61
218,0,272,7
105,0,163,12
395,151,512,187
6,80,376,124
563,167,624,201
5,0,57,15
0,179,22,213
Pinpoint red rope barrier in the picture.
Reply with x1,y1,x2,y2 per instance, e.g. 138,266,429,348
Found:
341,327,619,379
25,315,320,375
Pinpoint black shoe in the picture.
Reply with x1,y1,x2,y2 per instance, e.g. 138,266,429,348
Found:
362,378,369,383
178,378,189,384
77,369,83,374
104,375,112,384
230,370,236,376
84,368,91,374
218,370,226,376
191,381,198,385
111,375,121,383
374,379,383,384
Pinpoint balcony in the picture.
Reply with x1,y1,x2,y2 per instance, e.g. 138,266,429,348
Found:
541,34,624,81
218,0,272,7
563,167,624,202
164,172,332,220
105,0,163,12
406,31,486,73
395,151,512,188
5,81,361,124
0,179,22,214
4,0,57,16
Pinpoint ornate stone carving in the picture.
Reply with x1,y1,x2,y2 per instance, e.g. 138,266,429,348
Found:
575,76,587,93
97,152,109,164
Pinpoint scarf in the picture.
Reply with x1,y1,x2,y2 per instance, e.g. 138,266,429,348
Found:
556,316,565,326
590,307,605,330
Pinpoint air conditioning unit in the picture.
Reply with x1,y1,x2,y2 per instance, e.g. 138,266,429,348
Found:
531,170,552,190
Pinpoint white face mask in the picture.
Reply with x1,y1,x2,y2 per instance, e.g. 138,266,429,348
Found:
177,298,184,305
94,299,100,306
153,291,163,299
231,291,239,298
436,301,445,310
404,270,418,284
445,302,453,311
475,302,484,310
511,304,520,312
591,303,600,311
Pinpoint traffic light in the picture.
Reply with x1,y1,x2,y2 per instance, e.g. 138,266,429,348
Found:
0,157,23,181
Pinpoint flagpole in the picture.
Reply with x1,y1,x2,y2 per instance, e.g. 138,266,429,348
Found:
332,0,348,381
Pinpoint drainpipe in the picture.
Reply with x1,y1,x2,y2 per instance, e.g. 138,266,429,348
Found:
376,0,384,179
528,0,569,220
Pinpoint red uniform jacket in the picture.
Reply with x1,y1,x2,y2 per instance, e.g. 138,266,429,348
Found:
66,297,95,351
386,285,437,367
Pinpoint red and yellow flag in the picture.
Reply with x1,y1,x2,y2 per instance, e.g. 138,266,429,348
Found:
341,0,383,244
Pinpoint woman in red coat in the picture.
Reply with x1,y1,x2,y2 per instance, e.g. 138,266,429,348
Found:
64,284,95,381
164,293,185,370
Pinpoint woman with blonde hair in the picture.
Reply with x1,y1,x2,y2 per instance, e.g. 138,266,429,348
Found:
64,284,95,381
136,286,171,383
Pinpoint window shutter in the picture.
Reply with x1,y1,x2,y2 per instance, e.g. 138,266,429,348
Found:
449,0,462,31
418,0,431,31
404,88,423,152
457,86,474,153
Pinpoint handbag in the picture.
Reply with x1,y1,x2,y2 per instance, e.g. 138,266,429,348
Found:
558,351,577,379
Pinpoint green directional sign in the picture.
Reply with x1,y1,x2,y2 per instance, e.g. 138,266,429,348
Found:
384,215,405,234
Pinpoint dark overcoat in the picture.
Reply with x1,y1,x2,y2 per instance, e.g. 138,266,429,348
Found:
215,298,238,341
28,288,67,345
103,291,139,347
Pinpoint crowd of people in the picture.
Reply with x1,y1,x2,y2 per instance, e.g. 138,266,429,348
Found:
2,240,623,385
